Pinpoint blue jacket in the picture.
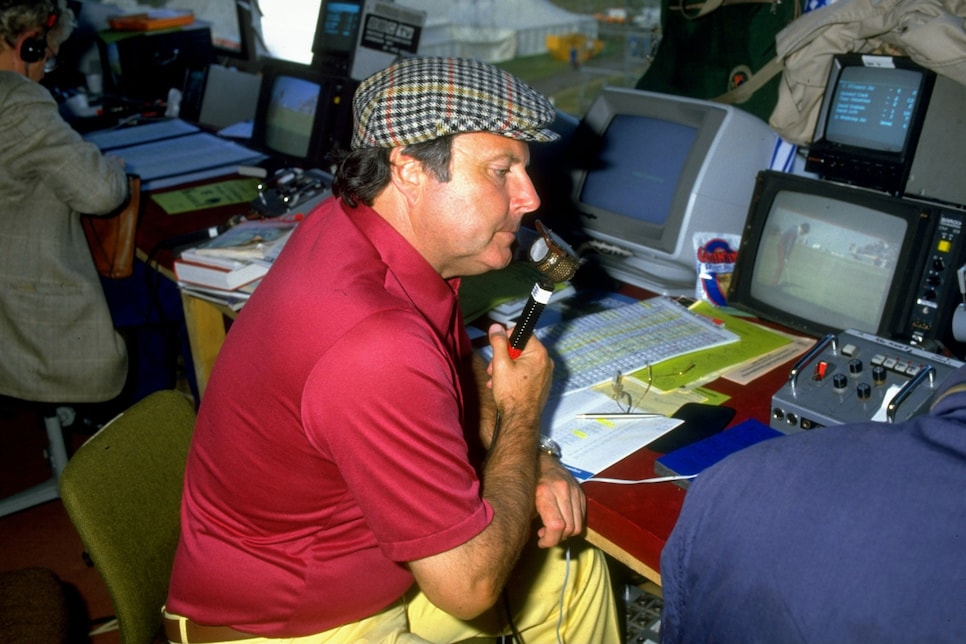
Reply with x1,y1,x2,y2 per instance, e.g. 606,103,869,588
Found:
661,363,966,644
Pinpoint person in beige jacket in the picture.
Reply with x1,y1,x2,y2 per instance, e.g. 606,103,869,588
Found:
0,0,129,406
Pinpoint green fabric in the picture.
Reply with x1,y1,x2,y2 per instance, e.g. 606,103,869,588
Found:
59,390,196,644
637,0,800,121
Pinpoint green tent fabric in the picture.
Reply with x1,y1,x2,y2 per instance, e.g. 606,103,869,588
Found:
637,0,801,121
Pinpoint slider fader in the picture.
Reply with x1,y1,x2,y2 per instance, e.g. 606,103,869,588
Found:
770,329,964,432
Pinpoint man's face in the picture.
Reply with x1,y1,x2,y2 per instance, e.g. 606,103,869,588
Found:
410,132,541,279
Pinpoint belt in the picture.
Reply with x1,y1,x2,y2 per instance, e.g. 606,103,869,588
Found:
163,616,256,643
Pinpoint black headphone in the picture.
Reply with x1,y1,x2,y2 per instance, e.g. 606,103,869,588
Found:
19,8,58,63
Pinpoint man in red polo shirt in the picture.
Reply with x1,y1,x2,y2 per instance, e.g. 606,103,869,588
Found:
165,56,619,643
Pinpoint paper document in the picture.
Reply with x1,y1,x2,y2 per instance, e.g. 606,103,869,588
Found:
85,119,265,190
84,119,199,150
542,388,683,482
110,133,263,181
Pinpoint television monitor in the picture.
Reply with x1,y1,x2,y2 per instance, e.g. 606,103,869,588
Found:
728,170,966,349
805,54,936,196
312,0,364,75
568,86,779,295
98,22,215,103
248,59,354,169
903,74,966,208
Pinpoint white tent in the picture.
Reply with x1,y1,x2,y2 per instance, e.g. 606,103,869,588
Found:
403,0,598,62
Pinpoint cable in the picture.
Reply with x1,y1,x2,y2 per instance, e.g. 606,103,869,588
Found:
501,588,523,643
498,543,573,644
555,544,571,644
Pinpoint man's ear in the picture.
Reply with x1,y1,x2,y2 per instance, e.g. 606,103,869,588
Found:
388,147,426,203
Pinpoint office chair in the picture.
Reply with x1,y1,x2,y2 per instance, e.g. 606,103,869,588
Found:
59,389,196,644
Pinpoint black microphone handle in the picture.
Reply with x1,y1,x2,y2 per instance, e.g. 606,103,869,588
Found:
508,280,555,359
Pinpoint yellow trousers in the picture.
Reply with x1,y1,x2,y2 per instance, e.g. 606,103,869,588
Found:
166,541,620,643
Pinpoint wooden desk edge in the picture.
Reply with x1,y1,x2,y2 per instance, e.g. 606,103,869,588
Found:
181,291,235,399
586,526,662,586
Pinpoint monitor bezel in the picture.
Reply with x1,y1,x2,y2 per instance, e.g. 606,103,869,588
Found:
248,58,352,169
570,86,728,257
728,170,934,340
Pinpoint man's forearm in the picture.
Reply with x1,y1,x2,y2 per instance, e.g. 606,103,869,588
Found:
477,404,541,586
472,353,498,448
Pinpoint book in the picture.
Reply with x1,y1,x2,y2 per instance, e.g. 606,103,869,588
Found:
108,10,195,31
185,218,298,262
179,282,258,311
653,418,783,488
173,257,269,292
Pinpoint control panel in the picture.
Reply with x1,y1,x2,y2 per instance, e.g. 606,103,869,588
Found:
249,167,333,218
905,211,966,346
771,329,963,433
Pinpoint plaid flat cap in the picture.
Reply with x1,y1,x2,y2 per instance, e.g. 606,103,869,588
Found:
352,56,559,149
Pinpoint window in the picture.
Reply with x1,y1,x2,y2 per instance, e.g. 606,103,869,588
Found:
258,0,323,64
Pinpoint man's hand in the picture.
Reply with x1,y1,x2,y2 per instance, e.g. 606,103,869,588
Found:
534,454,585,548
486,323,552,421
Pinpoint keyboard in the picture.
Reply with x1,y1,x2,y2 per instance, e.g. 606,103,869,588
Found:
538,296,738,398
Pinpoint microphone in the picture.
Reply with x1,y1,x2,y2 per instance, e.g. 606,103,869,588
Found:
507,220,582,359
488,221,581,458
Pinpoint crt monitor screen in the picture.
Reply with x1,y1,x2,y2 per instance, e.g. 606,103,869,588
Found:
805,54,935,194
569,87,778,295
728,171,936,340
578,115,697,228
263,74,319,159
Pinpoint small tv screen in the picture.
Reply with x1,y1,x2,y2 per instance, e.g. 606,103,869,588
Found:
747,188,906,334
263,75,321,159
317,1,362,55
824,64,923,153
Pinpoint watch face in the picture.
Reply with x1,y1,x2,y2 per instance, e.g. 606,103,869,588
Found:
540,436,562,459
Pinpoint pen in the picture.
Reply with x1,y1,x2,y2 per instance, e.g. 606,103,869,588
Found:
576,412,664,420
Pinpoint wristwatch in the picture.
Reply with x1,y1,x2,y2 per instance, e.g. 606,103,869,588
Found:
538,435,562,459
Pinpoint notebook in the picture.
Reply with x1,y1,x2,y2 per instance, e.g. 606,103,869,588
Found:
654,418,783,488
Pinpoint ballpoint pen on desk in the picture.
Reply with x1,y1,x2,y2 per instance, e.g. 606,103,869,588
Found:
576,412,664,420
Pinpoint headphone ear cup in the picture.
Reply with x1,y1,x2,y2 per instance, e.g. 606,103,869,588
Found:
20,36,46,63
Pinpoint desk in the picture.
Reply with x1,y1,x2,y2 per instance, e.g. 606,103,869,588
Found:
582,358,794,584
141,182,803,586
137,175,250,396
